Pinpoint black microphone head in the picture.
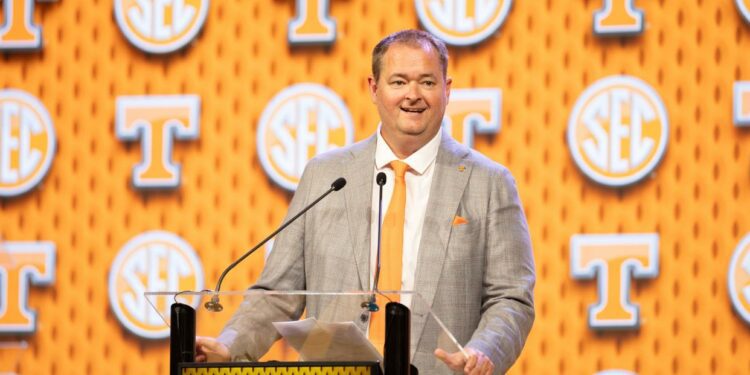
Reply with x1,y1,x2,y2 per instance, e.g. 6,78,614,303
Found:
331,177,347,191
376,172,387,186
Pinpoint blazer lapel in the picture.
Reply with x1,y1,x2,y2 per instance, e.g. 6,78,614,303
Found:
411,135,471,342
343,136,377,291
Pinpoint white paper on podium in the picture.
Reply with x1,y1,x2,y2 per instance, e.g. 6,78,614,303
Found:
273,318,383,362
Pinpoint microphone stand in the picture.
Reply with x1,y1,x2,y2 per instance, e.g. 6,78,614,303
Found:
168,177,346,375
363,172,386,312
204,177,347,312
364,171,415,374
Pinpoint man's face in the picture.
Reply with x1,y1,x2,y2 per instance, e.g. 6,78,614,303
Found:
368,43,451,155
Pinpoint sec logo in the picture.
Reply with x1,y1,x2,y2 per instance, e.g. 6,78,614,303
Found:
114,0,210,54
0,89,56,197
729,233,750,325
108,231,204,339
415,0,512,46
567,76,668,187
257,83,354,191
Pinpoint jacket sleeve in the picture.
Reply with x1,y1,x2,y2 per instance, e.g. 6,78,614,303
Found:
217,160,319,360
465,167,535,374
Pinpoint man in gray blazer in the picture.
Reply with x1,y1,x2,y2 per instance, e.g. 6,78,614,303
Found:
197,30,534,375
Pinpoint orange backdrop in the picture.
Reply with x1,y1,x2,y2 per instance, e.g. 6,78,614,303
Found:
1,0,750,374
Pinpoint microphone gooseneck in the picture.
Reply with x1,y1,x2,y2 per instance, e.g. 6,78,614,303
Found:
362,172,387,312
205,177,347,312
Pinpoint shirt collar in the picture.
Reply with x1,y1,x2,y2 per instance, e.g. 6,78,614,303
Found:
375,125,442,175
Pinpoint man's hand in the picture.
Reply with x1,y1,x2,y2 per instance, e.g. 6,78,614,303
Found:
434,347,495,374
195,336,230,362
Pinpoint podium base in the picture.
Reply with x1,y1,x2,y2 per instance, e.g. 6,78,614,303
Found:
180,361,382,375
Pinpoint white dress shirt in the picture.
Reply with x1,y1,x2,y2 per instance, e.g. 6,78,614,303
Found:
369,128,441,308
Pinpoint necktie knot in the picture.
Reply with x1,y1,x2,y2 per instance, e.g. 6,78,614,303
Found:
390,160,409,179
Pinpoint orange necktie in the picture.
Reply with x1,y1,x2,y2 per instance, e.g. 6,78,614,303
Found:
370,160,409,352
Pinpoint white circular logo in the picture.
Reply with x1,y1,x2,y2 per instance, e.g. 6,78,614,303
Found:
257,83,354,191
0,89,56,197
729,233,750,325
415,0,512,46
108,231,204,339
567,75,669,187
114,0,210,54
737,0,750,24
595,371,638,375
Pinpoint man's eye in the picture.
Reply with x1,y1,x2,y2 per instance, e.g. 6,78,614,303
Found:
422,81,436,87
392,81,406,86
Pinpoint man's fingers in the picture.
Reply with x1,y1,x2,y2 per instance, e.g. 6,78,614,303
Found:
465,357,483,375
434,349,467,370
485,363,495,375
435,349,452,363
434,348,493,375
484,362,495,375
196,337,218,350
463,353,478,372
477,357,493,375
458,348,495,375
194,336,230,362
434,348,447,358
433,349,455,365
196,337,224,354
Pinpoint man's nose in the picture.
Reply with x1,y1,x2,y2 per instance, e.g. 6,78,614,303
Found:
404,82,421,101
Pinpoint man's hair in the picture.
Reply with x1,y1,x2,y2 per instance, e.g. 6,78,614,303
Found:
371,29,449,81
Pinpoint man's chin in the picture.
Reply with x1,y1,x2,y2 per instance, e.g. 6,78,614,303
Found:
395,123,429,136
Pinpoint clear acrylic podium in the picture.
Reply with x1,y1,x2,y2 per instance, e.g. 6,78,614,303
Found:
145,290,467,375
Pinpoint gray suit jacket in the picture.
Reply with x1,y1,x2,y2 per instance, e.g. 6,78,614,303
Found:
219,133,535,374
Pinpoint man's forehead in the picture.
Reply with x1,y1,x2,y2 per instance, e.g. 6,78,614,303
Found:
372,38,447,82
385,41,437,56
381,44,441,70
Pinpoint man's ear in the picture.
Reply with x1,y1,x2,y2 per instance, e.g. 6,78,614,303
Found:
367,76,378,103
445,76,452,100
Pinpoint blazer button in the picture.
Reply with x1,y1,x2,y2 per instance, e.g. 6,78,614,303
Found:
359,312,369,323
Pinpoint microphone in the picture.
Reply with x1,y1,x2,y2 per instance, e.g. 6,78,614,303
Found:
204,177,347,312
362,172,386,312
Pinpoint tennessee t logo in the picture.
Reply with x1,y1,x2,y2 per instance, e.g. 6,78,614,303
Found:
593,0,644,36
442,88,501,148
115,95,200,189
571,233,659,329
733,81,750,127
0,241,56,334
288,0,336,45
0,0,53,50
